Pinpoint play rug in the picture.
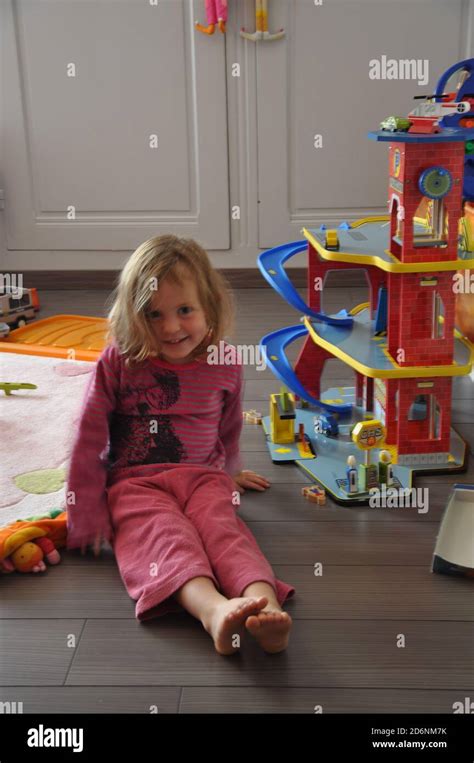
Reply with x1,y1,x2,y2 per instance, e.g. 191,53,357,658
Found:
0,352,95,526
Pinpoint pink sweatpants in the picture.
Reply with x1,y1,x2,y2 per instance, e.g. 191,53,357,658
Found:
106,465,295,622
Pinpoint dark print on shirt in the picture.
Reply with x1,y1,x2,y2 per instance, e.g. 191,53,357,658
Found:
107,368,186,468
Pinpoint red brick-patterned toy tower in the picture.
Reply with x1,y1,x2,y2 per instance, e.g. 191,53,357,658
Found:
383,139,465,458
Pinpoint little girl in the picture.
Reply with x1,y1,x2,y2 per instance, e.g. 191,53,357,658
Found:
66,235,295,655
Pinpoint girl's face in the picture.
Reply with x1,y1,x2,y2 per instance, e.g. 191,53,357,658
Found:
147,276,210,364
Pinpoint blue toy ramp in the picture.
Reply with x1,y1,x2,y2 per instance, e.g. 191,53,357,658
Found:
258,241,353,326
260,324,352,414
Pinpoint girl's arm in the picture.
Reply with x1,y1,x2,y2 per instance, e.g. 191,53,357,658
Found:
66,344,119,550
219,361,271,492
218,362,244,477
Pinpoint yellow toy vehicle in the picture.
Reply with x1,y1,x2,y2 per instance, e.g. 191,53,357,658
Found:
325,229,339,250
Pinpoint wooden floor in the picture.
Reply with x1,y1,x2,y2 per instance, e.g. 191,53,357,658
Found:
1,287,473,714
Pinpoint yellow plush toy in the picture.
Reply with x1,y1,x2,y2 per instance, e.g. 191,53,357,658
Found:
0,509,67,573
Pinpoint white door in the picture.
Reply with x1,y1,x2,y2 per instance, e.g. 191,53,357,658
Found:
1,0,230,260
257,0,474,248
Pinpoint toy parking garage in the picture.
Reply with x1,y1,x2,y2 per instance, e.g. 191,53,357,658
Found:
258,57,474,505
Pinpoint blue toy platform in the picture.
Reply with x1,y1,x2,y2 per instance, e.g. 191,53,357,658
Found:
304,219,474,268
304,305,473,379
261,388,469,506
368,126,474,144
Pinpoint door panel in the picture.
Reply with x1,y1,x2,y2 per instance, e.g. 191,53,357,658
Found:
2,0,230,253
258,0,471,247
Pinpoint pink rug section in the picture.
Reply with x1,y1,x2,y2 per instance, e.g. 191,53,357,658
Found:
0,353,95,525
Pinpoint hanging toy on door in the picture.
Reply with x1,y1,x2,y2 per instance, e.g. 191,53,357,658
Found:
241,0,285,42
195,0,228,35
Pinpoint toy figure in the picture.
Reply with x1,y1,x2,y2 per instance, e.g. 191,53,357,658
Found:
0,382,37,396
0,510,66,573
243,409,263,424
346,455,358,493
301,485,326,506
379,450,394,486
195,0,228,35
1,537,60,573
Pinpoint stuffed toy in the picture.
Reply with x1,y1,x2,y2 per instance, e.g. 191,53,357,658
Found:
195,0,228,35
0,509,67,573
457,204,474,344
456,284,474,343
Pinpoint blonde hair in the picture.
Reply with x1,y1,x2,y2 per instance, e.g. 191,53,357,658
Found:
106,235,235,368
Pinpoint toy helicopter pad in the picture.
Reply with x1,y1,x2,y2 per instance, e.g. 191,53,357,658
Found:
0,315,106,360
304,305,473,379
303,218,474,272
261,386,468,505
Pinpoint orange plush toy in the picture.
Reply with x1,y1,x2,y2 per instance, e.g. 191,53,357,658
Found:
456,285,474,343
0,509,67,573
456,202,474,344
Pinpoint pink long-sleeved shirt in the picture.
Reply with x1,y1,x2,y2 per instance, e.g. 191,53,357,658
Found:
66,341,244,549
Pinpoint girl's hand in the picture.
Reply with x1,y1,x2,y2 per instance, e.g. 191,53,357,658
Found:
233,470,271,494
80,531,104,558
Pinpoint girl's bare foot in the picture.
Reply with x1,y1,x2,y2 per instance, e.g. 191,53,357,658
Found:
245,608,292,653
204,596,268,655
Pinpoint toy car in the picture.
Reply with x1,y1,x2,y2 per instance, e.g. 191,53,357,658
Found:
408,95,471,134
325,229,339,250
301,485,326,506
242,409,263,425
0,286,39,329
407,116,441,134
380,115,411,132
313,413,339,437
